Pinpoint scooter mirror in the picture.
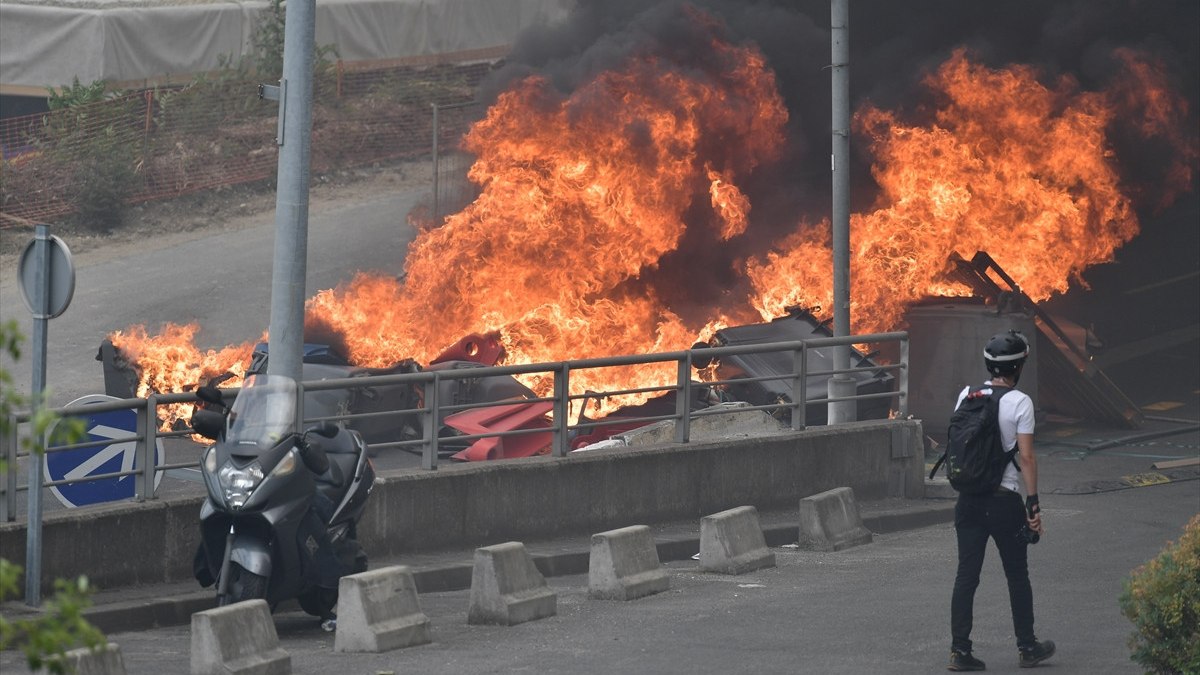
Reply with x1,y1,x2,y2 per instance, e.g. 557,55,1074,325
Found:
196,385,225,407
309,421,340,438
191,409,226,440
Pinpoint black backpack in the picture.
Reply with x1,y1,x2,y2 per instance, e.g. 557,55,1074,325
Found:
930,385,1019,494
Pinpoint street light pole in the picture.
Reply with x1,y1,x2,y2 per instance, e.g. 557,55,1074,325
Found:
267,0,315,390
829,0,856,423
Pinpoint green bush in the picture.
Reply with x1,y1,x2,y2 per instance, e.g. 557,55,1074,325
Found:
42,78,140,231
1120,514,1200,675
0,320,103,674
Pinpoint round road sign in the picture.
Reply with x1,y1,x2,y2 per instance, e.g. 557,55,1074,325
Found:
44,394,165,508
18,231,75,319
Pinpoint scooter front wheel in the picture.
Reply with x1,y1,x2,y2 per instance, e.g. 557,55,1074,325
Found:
219,563,268,606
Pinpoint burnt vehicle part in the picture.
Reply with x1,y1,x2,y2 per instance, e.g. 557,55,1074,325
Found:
423,359,541,459
246,346,542,459
702,310,896,426
569,383,722,450
444,400,554,461
430,332,505,366
248,343,424,450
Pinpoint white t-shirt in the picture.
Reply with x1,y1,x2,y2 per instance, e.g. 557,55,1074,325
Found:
954,382,1035,493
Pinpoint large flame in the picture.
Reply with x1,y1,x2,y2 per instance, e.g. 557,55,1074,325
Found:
111,34,1194,429
747,49,1188,334
306,27,787,406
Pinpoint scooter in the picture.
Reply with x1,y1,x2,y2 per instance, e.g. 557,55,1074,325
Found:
190,373,375,619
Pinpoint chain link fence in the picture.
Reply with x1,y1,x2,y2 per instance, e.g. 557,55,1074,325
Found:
0,55,496,229
431,100,482,225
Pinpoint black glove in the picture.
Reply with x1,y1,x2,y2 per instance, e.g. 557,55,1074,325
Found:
1025,494,1040,517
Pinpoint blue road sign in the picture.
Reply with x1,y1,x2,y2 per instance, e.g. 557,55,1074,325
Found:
44,394,164,508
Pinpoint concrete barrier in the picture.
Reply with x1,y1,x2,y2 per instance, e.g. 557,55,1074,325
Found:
190,599,290,675
797,487,874,552
613,402,787,447
588,525,669,600
924,476,956,500
467,542,557,625
1,419,924,598
35,642,126,675
699,505,776,574
334,566,431,653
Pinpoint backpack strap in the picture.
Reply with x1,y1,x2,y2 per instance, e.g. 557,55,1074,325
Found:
929,384,984,480
987,385,1023,473
928,452,946,480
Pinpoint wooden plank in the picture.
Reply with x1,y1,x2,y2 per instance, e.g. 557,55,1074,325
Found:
1150,457,1200,470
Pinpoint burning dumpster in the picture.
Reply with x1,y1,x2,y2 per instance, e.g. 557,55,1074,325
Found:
907,251,1143,436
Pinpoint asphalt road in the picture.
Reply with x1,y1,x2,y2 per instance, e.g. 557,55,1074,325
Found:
0,177,423,407
2,478,1194,675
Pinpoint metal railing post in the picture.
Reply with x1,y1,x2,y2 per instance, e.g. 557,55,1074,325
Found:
794,343,808,430
674,355,691,444
552,364,570,457
1,412,18,521
135,395,157,501
25,420,46,606
423,373,439,470
898,335,910,417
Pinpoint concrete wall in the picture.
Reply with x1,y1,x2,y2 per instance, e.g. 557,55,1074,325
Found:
0,419,923,597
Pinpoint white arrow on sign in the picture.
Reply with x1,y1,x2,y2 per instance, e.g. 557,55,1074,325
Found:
63,424,137,482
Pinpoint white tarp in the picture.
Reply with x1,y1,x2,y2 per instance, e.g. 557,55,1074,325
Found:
0,0,570,93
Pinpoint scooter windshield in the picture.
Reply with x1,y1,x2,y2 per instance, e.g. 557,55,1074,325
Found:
226,374,297,449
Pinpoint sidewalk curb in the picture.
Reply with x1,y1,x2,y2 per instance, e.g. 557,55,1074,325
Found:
65,501,956,635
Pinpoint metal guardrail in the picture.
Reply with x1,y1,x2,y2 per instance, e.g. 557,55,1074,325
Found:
1,332,908,520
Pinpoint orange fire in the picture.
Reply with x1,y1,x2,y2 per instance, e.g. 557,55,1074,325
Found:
110,34,1194,428
747,48,1185,334
108,323,257,428
306,29,787,408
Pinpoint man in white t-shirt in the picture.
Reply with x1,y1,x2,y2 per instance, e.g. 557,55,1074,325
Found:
947,330,1056,671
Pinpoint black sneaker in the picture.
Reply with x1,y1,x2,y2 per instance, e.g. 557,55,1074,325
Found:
1019,640,1056,668
948,650,986,671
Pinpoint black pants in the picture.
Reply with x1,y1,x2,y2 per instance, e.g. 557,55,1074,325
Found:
951,490,1036,653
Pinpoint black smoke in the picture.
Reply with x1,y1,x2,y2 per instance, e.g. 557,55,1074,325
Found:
477,0,1199,331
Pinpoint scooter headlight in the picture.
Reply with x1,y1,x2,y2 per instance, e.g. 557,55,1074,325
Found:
217,460,264,509
234,449,300,512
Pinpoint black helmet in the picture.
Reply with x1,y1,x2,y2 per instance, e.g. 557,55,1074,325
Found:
984,330,1030,378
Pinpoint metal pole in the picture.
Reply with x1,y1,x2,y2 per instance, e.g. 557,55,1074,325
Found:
267,0,316,393
2,413,17,521
423,374,439,471
828,0,857,424
431,102,440,226
135,396,157,501
674,356,691,444
552,364,570,457
24,225,50,606
792,345,807,431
